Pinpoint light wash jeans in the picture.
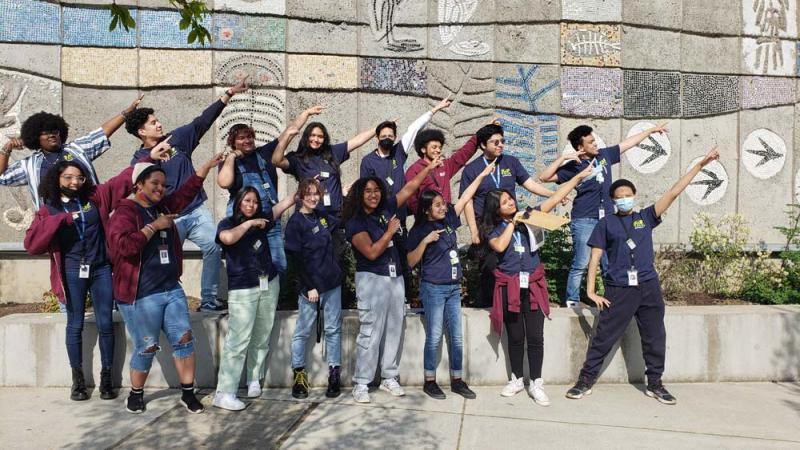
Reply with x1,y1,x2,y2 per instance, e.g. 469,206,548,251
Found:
566,217,609,302
174,205,220,307
419,281,463,378
215,278,280,394
291,286,342,368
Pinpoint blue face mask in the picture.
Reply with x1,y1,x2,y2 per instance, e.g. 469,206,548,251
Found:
615,197,635,213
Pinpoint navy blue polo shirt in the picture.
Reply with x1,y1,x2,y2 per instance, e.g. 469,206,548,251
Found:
406,205,462,284
216,212,278,291
136,205,179,299
345,197,401,276
489,221,540,276
39,150,89,184
588,205,661,287
459,154,531,220
284,210,342,293
360,144,408,220
284,142,349,215
47,199,106,270
225,140,279,200
556,145,620,219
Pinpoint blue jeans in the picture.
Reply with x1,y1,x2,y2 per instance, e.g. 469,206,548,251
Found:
419,281,463,378
117,285,194,372
64,264,114,369
174,205,220,307
266,222,286,275
291,286,342,368
566,218,608,302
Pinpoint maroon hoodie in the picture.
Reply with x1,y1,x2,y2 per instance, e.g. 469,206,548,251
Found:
404,135,478,214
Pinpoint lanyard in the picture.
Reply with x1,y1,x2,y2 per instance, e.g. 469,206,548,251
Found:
483,156,501,188
615,213,639,268
64,200,86,241
142,206,168,245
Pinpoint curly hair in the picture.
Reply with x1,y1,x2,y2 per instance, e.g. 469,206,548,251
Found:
342,176,387,222
476,124,504,149
124,107,155,138
226,123,255,149
413,129,445,158
38,161,94,207
21,112,69,150
296,122,339,176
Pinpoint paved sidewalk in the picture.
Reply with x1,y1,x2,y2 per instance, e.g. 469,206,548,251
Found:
1,382,799,449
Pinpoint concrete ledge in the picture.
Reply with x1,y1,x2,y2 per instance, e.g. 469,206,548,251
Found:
1,306,798,388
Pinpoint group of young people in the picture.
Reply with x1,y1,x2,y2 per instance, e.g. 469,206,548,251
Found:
1,76,720,413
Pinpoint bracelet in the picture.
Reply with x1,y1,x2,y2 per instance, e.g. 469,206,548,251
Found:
144,224,156,234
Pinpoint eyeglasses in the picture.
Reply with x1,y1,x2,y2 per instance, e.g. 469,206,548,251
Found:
40,130,61,137
364,189,381,195
60,175,86,183
488,139,505,146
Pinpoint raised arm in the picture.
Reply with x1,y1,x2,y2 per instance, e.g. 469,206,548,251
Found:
488,220,516,253
522,177,555,197
537,151,584,183
399,96,451,153
24,209,72,255
346,126,377,153
162,154,223,214
538,164,593,213
272,107,320,169
455,161,495,216
0,137,24,178
103,94,144,137
270,190,297,219
654,147,719,217
218,218,268,246
217,151,238,189
619,122,668,153
396,156,443,207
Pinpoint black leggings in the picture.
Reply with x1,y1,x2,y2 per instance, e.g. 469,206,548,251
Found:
502,287,545,380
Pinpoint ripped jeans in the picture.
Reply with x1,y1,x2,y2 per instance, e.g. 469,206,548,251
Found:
118,284,194,373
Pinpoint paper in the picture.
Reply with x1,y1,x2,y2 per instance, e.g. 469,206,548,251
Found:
515,209,570,230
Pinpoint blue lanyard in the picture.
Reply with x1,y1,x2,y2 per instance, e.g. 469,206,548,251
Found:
483,156,501,188
512,230,522,249
64,200,86,241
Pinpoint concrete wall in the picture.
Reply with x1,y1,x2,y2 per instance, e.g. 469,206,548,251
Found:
1,306,798,388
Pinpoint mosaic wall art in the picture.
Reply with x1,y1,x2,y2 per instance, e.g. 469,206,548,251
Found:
742,0,796,38
61,48,139,86
213,14,285,51
287,55,358,89
0,0,60,44
623,70,681,118
682,74,740,117
741,128,786,179
496,110,558,205
624,122,671,174
560,23,621,67
140,9,211,49
427,62,494,141
562,0,622,22
215,0,286,15
496,64,559,113
685,158,728,206
741,76,796,109
359,58,427,95
139,50,212,87
561,67,622,117
437,0,491,57
368,0,424,52
63,6,137,48
743,37,797,76
215,88,286,153
214,53,284,87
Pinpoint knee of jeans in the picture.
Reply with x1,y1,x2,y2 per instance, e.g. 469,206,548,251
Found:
172,330,195,358
138,336,160,358
324,322,341,336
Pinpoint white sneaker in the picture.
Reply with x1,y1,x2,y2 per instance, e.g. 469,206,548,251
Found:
212,392,246,411
246,381,262,398
380,378,406,396
501,376,525,397
528,378,551,406
352,384,371,403
565,300,580,309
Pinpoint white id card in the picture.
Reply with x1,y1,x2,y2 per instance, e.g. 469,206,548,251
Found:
159,246,170,264
253,239,262,251
599,208,605,219
386,177,394,186
627,268,639,286
514,245,525,253
520,271,530,286
259,275,270,291
312,225,320,234
388,263,397,278
79,264,90,279
452,266,458,280
262,182,271,190
388,239,394,247
159,230,167,239
626,238,637,250
323,194,331,206
320,171,330,179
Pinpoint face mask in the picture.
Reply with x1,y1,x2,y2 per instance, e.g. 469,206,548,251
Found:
615,197,635,213
60,187,79,198
378,138,394,151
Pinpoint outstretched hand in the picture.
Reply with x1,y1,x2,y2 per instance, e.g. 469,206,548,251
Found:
651,122,668,135
127,93,145,112
304,105,325,116
479,160,497,177
432,95,452,113
228,75,249,95
700,146,720,167
149,136,172,161
197,153,225,178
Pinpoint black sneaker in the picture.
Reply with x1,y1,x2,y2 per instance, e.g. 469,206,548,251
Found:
292,368,309,399
198,299,227,313
180,391,205,414
450,378,476,399
565,380,593,399
326,366,341,398
126,390,145,414
423,380,446,400
646,382,677,405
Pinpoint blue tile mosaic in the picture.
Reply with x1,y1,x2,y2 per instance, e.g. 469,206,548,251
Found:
139,9,210,48
359,58,426,95
63,6,137,47
213,14,285,51
496,64,559,113
0,0,60,44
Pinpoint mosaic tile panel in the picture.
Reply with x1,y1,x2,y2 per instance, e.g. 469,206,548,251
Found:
214,0,286,15
496,64,559,113
741,76,796,109
560,67,622,117
742,0,797,39
63,6,137,47
62,47,138,86
287,55,358,89
742,37,797,76
359,58,426,95
682,74,740,117
213,14,285,51
139,9,211,49
562,0,621,22
623,70,681,118
214,52,284,87
0,0,60,44
215,87,286,154
560,23,620,67
139,50,212,87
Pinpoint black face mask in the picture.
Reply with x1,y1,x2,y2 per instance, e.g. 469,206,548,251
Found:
378,138,394,151
60,187,79,198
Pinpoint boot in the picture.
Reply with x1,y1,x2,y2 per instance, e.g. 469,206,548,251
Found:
326,365,341,398
70,368,89,401
99,367,116,400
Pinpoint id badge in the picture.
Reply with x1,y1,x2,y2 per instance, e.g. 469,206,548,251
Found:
253,239,262,251
320,171,330,179
259,275,270,291
159,246,170,264
312,225,320,234
159,230,167,239
520,271,530,286
626,238,637,250
388,263,397,278
388,239,394,247
514,245,525,253
627,268,639,286
599,208,605,219
323,194,331,206
386,177,394,186
451,266,458,280
449,250,459,265
79,263,90,279
262,182,271,191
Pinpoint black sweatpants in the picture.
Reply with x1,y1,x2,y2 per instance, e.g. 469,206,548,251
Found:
579,278,666,385
502,286,545,380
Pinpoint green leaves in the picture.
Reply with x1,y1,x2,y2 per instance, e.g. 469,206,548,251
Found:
107,1,212,45
108,3,136,32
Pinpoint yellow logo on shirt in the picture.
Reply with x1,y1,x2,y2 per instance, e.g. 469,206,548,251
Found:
82,202,91,212
320,217,328,227
63,153,73,161
633,218,645,229
378,215,388,225
500,168,512,176
599,158,607,166
392,160,397,169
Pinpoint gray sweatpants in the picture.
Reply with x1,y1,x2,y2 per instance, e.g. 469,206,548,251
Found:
352,271,406,386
